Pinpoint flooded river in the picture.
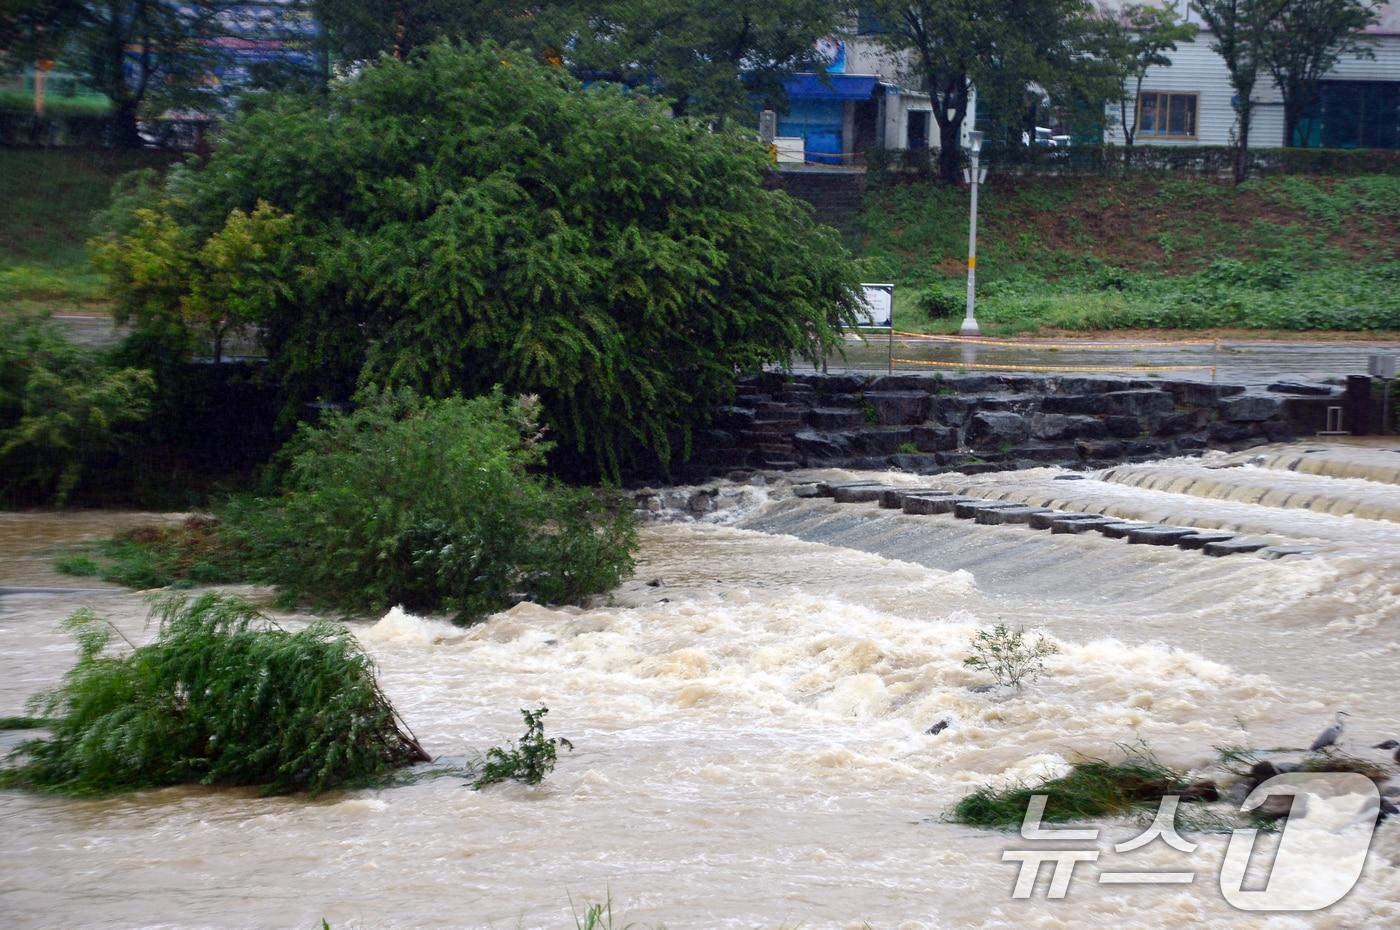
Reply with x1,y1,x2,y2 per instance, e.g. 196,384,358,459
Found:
2,440,1399,929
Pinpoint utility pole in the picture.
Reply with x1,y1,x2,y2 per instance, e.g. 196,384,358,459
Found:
961,130,985,337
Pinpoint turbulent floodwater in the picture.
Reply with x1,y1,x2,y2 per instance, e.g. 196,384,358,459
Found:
3,441,1400,929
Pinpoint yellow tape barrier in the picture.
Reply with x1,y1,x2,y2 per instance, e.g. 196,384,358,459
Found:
892,357,1216,374
889,330,1219,350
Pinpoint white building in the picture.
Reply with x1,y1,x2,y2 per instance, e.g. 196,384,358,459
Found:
1103,0,1400,149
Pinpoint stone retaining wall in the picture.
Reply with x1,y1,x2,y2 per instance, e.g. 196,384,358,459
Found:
686,371,1339,477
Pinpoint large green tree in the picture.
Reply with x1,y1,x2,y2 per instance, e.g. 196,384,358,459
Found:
95,42,862,478
569,0,844,122
310,0,576,64
1192,0,1289,182
867,0,1097,184
1258,0,1378,147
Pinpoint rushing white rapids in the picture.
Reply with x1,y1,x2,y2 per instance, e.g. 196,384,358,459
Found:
2,440,1399,929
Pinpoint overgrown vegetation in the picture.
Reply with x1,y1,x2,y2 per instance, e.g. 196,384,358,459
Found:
54,516,240,589
951,750,1187,827
93,41,861,478
0,593,430,796
0,313,155,505
860,174,1400,334
57,388,637,622
473,707,574,790
963,623,1060,688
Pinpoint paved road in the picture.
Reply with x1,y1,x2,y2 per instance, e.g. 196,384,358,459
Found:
52,312,1399,387
817,333,1400,386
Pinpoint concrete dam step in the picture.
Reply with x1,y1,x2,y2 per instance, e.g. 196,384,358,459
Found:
1099,458,1400,523
1218,442,1400,487
810,480,1288,559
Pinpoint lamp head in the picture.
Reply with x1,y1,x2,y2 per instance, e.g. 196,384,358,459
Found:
967,130,983,155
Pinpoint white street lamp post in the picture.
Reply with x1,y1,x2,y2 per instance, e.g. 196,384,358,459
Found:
961,130,984,337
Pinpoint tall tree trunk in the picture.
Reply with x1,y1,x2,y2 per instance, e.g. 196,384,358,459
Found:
1234,102,1252,184
936,117,961,185
113,97,144,149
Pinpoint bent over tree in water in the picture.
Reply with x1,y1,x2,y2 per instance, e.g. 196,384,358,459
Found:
0,593,430,796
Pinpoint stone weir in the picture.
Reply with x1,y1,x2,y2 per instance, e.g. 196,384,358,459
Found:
687,371,1338,477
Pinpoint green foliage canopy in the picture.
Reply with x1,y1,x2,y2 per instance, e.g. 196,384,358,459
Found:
92,187,295,361
867,0,1100,183
101,42,861,476
570,0,844,122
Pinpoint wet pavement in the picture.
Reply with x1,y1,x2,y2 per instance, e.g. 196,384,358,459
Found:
821,333,1400,385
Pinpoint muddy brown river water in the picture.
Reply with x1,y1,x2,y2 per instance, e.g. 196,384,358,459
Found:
2,441,1399,929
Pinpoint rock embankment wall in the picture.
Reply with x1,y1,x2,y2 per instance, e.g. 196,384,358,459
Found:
686,371,1338,478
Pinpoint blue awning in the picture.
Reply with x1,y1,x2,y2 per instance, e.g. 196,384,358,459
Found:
782,74,879,102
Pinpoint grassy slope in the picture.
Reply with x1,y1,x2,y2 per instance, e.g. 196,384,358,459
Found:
857,173,1400,336
0,148,172,315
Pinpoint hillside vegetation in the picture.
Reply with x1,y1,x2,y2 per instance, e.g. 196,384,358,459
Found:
0,148,173,316
858,173,1400,335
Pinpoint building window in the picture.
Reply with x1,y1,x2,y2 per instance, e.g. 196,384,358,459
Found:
856,6,889,35
1297,81,1399,149
1138,92,1198,138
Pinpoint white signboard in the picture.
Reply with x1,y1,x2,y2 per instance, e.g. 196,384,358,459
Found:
856,283,894,329
774,136,805,164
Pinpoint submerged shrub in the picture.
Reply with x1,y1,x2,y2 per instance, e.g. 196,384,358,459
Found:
952,751,1187,827
0,593,430,796
963,623,1059,688
230,387,637,621
473,706,573,789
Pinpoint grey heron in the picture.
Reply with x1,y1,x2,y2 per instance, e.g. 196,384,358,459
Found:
1309,711,1350,752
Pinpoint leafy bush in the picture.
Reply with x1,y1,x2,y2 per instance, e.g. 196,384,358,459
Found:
963,623,1059,688
237,387,636,620
0,313,155,505
96,41,862,477
951,751,1187,827
473,706,573,789
0,593,431,796
91,191,294,360
916,285,964,318
59,388,637,621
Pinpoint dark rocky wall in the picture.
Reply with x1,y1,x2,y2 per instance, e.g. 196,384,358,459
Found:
680,371,1341,480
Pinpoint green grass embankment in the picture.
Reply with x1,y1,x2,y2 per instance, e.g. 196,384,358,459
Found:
857,173,1400,336
0,147,173,316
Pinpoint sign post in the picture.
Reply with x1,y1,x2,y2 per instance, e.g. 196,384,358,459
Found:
857,283,894,372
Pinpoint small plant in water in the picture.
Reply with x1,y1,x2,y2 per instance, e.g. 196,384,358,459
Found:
964,623,1059,688
570,892,623,930
473,706,573,789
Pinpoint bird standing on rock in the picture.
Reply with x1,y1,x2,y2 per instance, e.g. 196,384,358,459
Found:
1310,711,1349,752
